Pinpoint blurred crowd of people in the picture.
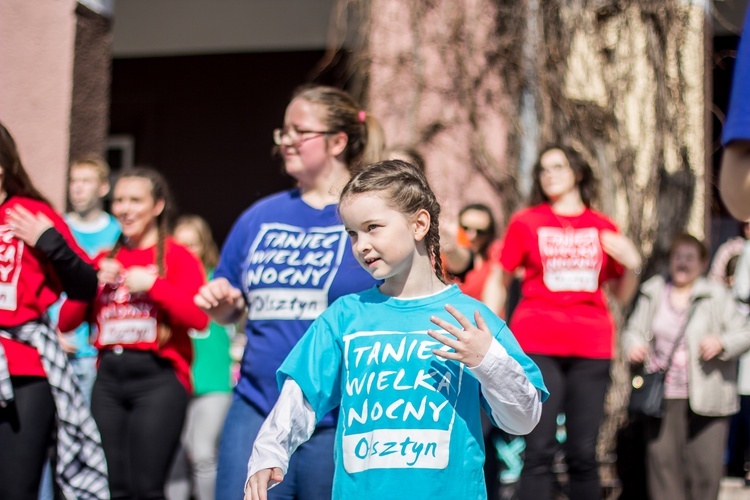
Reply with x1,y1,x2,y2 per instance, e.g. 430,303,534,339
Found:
2,7,750,500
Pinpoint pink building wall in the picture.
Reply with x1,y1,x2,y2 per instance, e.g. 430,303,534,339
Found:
0,0,77,210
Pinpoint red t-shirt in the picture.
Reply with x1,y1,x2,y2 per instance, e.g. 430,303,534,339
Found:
457,240,503,303
499,204,623,359
0,196,92,377
59,238,208,392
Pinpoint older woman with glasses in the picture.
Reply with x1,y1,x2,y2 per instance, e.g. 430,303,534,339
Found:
195,84,385,499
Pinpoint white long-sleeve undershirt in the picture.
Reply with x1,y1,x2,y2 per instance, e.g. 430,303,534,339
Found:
246,337,542,486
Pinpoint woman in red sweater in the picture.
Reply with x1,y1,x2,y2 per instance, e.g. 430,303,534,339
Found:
0,122,107,499
60,167,208,499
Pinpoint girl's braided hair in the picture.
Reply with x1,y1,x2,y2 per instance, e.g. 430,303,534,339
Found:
340,159,446,283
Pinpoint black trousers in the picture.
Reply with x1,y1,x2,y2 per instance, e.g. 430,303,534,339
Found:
0,376,56,500
92,350,188,500
519,355,611,500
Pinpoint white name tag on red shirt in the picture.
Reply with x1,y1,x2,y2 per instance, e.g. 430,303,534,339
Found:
0,283,17,311
100,317,157,345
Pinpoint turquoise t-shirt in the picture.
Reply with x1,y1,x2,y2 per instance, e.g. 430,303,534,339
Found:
48,213,121,358
278,285,547,499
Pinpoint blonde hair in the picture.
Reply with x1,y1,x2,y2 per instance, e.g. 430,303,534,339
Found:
174,215,220,270
340,159,446,283
70,155,111,183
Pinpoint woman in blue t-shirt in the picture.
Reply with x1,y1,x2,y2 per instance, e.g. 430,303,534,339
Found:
195,84,385,499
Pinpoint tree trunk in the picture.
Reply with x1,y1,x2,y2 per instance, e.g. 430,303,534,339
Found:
326,0,709,489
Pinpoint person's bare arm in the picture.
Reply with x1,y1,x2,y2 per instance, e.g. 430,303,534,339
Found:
481,265,514,317
720,140,750,221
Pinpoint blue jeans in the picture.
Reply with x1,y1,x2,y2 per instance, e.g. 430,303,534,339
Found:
215,394,335,500
70,356,97,403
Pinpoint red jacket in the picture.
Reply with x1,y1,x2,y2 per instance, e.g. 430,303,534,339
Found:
0,196,92,377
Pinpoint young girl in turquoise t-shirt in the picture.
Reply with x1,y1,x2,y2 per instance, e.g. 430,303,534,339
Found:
245,160,548,500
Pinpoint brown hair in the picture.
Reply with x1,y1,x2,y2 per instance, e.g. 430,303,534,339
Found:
70,155,111,183
291,85,385,169
108,167,174,276
173,214,219,270
385,145,427,172
458,203,497,257
668,232,709,263
529,144,598,208
0,121,51,205
340,159,446,283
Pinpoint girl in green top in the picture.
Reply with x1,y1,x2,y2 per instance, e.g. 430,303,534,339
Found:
168,215,234,500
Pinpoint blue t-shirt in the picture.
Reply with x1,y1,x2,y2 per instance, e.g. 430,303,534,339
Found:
279,285,547,499
214,189,377,426
49,212,121,358
724,8,750,145
65,212,121,257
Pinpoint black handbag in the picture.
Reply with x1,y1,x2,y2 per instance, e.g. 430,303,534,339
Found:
628,369,666,418
628,302,696,418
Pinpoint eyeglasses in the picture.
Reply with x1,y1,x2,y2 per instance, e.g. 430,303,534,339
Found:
273,128,334,146
460,225,491,236
539,162,570,176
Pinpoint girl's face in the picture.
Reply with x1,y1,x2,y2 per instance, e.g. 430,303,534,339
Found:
669,243,705,288
539,148,578,201
459,209,492,254
112,177,164,242
279,98,340,184
341,193,426,283
174,224,203,260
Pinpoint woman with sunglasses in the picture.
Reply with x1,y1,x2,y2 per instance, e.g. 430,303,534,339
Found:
444,204,503,303
195,84,385,499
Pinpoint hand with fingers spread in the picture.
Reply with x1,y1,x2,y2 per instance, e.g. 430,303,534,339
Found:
427,304,493,368
5,205,54,247
245,468,284,500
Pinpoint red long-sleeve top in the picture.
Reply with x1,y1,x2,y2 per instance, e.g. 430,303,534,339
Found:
0,196,93,377
59,238,208,391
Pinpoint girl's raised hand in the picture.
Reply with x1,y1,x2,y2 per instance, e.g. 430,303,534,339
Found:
5,205,53,247
245,468,284,500
428,305,493,368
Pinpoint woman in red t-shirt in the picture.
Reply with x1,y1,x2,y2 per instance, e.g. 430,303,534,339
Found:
60,167,208,499
491,145,642,500
0,122,107,499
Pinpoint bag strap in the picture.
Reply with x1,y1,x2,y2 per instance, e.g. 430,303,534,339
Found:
661,298,699,373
